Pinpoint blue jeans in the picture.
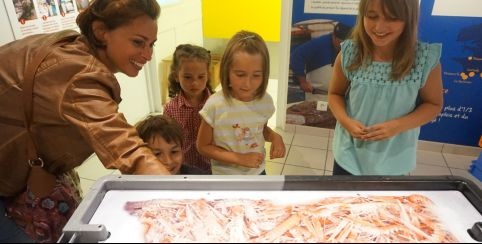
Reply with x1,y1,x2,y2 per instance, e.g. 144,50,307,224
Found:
0,197,33,243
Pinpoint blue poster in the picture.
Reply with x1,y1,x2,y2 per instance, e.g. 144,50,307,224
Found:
287,0,481,147
418,0,481,147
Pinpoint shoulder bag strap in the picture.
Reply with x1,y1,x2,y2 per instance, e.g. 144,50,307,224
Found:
23,45,51,166
22,31,79,197
23,30,80,165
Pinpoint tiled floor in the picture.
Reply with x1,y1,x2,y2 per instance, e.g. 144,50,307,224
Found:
76,125,482,196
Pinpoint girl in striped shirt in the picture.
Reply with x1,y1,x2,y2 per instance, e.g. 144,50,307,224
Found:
197,31,286,175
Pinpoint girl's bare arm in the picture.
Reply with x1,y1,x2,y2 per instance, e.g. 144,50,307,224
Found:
263,125,286,159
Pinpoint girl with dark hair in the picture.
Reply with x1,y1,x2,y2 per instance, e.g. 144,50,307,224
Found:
163,44,213,174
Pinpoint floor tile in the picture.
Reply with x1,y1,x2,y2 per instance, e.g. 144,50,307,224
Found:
76,154,115,181
418,140,443,152
282,165,324,175
274,128,294,145
443,144,482,157
449,168,482,190
443,153,477,170
295,125,331,137
325,150,334,172
292,134,329,149
283,123,296,133
265,143,290,164
285,146,327,170
416,150,447,167
266,161,284,175
410,163,452,176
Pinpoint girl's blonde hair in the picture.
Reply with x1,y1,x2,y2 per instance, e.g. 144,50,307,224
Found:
220,30,270,100
349,0,419,81
168,44,214,97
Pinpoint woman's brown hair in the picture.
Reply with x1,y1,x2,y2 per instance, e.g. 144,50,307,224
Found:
349,0,419,81
168,44,214,98
76,0,160,48
220,30,270,101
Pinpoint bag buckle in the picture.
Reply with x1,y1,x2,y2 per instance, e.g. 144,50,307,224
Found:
28,157,44,168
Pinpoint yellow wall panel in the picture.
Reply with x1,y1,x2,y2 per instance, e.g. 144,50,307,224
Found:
202,0,281,42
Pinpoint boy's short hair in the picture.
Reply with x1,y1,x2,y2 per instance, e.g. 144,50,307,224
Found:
135,114,183,147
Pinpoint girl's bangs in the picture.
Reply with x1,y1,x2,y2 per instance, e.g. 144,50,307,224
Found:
381,0,408,21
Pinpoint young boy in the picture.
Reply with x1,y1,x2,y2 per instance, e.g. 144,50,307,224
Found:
135,115,208,175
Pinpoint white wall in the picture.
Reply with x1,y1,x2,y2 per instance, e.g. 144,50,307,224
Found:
115,74,152,124
276,0,292,129
0,2,15,45
149,0,204,112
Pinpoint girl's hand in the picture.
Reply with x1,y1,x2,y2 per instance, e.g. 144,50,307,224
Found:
361,120,401,141
239,152,264,168
343,118,368,140
270,134,286,159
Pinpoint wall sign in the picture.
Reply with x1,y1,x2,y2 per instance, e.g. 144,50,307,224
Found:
3,0,90,40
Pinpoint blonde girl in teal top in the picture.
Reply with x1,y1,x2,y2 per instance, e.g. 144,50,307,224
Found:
328,0,443,175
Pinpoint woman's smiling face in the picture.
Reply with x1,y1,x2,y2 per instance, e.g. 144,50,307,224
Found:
100,15,158,77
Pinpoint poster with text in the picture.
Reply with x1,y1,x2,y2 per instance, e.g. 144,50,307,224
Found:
3,0,91,40
419,0,481,147
286,0,481,147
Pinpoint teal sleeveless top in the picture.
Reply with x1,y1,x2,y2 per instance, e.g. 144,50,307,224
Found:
333,40,442,175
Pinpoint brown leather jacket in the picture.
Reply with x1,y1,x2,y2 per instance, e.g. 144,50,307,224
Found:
0,31,164,196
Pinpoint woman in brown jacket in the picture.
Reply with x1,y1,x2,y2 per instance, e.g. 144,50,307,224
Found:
0,0,170,242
